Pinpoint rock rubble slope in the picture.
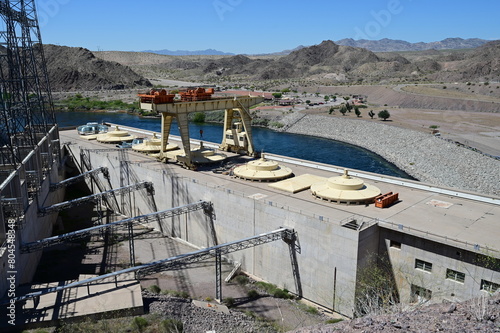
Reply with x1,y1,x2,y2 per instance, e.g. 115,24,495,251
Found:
290,294,500,333
285,114,500,197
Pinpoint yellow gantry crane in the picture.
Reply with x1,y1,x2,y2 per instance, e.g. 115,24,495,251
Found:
138,88,264,168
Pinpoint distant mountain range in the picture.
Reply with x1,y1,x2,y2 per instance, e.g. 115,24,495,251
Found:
142,38,491,56
335,37,491,52
141,48,235,56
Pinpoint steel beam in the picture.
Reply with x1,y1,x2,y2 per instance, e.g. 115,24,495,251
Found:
23,201,211,253
38,181,153,216
50,167,109,191
9,227,295,306
141,96,264,114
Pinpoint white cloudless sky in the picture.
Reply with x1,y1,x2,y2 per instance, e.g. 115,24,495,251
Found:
36,0,500,54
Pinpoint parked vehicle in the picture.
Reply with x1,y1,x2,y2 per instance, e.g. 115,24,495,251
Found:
77,122,108,135
116,137,144,148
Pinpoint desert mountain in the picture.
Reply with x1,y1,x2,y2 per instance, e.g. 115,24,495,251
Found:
427,40,500,82
41,45,152,91
91,39,500,85
199,40,410,80
459,40,500,79
333,37,489,52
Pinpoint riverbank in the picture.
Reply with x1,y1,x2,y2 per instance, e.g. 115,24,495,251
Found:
284,113,500,197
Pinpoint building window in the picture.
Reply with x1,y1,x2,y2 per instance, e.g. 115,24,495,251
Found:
481,280,500,293
446,269,465,283
390,240,401,249
415,259,432,272
410,284,432,303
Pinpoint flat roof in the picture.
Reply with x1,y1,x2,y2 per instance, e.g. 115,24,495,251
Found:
59,127,500,256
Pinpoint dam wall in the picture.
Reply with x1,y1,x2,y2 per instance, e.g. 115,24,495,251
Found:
61,126,500,318
68,144,376,317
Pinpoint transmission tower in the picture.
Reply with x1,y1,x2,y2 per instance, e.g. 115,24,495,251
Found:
0,0,57,169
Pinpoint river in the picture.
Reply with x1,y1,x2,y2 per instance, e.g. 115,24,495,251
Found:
56,111,413,179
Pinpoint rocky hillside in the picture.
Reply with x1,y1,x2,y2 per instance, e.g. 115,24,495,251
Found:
92,39,500,85
171,40,409,81
291,294,500,333
41,45,152,91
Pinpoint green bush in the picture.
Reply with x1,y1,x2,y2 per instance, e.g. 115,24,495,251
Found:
378,109,391,121
269,121,284,128
325,318,343,324
132,316,149,332
273,289,290,299
55,96,138,112
192,112,205,123
224,297,235,308
148,285,161,294
161,318,183,332
247,289,259,299
306,306,319,315
234,274,249,285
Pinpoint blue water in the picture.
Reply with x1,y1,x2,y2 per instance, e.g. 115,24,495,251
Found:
56,111,412,179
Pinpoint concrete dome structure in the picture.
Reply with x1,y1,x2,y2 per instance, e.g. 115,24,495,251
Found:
233,155,293,182
96,126,135,143
310,169,380,204
132,133,178,153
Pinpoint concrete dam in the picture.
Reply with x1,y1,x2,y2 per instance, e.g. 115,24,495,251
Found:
16,123,496,321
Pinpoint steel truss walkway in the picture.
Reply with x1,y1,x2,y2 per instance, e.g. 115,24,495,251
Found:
10,227,297,305
38,181,154,216
22,201,211,253
50,167,109,191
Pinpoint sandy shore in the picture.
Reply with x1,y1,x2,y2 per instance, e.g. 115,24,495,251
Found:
283,113,500,197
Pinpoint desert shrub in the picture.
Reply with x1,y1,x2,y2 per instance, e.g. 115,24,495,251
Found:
273,289,291,299
269,121,284,128
224,297,235,308
306,306,319,315
132,317,149,332
234,274,249,285
325,318,343,324
161,318,183,332
247,289,259,299
148,285,161,294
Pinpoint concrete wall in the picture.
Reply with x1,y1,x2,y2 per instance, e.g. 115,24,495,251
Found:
380,228,500,305
69,146,363,317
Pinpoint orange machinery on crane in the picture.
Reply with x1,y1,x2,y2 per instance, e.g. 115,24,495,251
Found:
138,87,215,104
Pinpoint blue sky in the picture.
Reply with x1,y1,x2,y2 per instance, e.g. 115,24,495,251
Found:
37,0,500,54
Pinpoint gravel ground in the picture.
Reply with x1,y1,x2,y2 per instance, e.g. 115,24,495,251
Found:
145,291,282,333
282,113,500,197
290,294,500,333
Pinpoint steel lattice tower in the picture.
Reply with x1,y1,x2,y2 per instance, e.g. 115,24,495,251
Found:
0,0,56,169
